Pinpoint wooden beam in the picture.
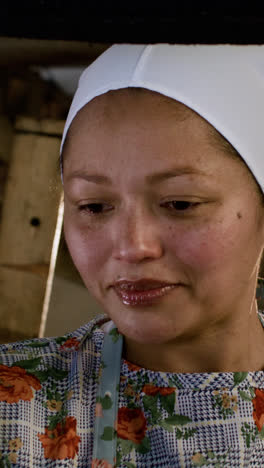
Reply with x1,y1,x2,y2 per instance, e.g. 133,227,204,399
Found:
0,117,63,341
0,38,108,66
0,115,14,221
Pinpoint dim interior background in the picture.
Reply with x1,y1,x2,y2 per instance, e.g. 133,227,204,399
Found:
0,37,264,343
0,38,110,343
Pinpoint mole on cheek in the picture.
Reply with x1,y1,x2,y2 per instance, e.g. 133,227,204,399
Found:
237,212,242,219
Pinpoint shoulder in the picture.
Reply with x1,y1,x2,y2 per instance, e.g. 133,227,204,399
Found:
0,314,109,365
0,315,110,464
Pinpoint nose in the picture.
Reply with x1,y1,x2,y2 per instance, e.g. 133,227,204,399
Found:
112,206,163,263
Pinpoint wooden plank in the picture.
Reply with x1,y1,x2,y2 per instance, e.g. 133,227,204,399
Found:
0,115,13,163
15,116,65,135
0,118,63,338
4,71,71,121
0,267,46,341
0,115,14,220
0,38,107,66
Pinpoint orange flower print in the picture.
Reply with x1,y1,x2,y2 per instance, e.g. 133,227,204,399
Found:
92,459,113,468
60,337,80,351
0,364,41,403
124,359,142,372
142,384,176,397
38,416,80,460
252,388,264,431
117,407,147,444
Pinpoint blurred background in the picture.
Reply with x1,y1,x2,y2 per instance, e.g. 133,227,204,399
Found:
0,38,110,342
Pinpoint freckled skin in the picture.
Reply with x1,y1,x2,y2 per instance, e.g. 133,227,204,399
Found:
63,89,264,372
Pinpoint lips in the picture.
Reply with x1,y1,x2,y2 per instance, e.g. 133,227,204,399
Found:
113,279,179,306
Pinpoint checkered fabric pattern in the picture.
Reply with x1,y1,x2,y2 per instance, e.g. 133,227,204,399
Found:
0,313,264,467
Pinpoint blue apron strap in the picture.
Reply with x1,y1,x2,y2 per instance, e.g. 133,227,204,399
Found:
92,324,123,465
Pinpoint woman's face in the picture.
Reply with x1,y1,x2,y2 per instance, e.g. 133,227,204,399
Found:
63,89,264,345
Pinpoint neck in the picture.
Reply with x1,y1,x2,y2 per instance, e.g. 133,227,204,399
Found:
123,302,264,373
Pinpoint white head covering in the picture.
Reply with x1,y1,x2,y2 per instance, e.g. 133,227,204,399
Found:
61,44,264,193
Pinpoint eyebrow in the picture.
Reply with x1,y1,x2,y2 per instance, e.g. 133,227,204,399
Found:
66,167,207,185
66,172,112,185
146,167,207,183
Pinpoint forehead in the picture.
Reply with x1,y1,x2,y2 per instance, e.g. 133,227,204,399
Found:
64,88,257,185
63,88,216,165
64,92,246,189
67,88,198,136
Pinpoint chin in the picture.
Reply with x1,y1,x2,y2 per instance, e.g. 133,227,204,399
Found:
118,320,176,345
105,302,189,344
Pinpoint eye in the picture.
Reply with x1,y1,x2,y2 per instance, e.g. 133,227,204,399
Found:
79,203,113,214
161,200,201,211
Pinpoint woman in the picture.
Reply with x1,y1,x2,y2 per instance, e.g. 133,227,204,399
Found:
1,44,264,467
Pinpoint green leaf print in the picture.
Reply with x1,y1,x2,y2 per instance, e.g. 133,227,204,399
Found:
11,357,42,370
168,375,183,389
160,392,175,415
165,414,192,426
47,407,67,430
142,394,160,422
176,428,183,439
0,457,12,468
30,370,50,383
233,372,248,387
47,388,54,400
142,394,158,409
166,426,197,441
183,428,198,439
47,368,68,380
109,328,121,343
246,433,251,448
135,436,151,454
97,394,113,410
241,423,259,447
115,451,122,467
260,426,264,439
25,341,49,348
239,390,253,401
54,391,61,401
124,463,137,468
118,438,134,455
160,420,174,432
55,336,67,344
100,426,115,441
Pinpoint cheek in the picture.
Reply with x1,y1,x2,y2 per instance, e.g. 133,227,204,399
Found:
165,218,240,274
63,218,111,281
